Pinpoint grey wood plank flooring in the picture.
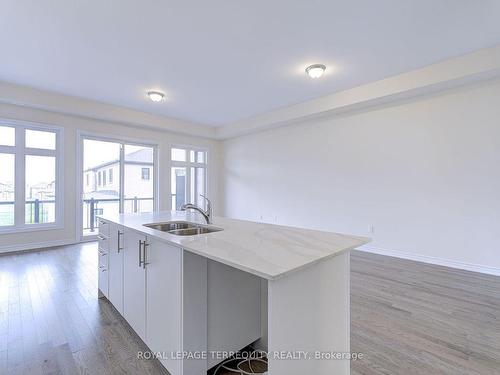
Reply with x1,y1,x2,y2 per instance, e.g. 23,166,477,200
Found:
0,243,498,374
0,243,168,375
351,250,500,375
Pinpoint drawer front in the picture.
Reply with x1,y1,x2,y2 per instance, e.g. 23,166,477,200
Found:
98,219,110,238
98,249,108,269
98,263,109,297
97,235,110,252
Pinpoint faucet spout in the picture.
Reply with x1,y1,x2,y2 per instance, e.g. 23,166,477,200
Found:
180,195,212,224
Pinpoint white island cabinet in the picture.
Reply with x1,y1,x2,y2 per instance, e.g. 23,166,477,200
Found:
98,212,370,375
108,224,124,314
123,229,148,341
102,223,183,374
145,238,182,374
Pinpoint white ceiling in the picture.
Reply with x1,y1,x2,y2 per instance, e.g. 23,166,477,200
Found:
1,1,500,127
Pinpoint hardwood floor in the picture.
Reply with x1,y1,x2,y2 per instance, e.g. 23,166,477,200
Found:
351,251,500,375
0,243,499,374
0,242,168,375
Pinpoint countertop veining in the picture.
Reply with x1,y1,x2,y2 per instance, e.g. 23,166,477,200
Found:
100,211,370,280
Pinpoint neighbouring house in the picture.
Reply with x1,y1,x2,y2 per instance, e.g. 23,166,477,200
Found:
82,148,154,232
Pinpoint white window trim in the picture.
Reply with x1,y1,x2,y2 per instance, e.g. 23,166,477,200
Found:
169,144,209,210
0,119,64,233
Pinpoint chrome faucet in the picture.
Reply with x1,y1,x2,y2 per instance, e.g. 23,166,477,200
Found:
181,194,212,224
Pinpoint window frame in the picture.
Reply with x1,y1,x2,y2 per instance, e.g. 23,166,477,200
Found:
170,144,209,211
0,119,64,233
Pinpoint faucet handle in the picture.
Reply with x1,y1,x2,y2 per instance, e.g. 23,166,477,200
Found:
200,194,212,214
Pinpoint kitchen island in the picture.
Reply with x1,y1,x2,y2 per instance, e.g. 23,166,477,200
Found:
97,211,369,375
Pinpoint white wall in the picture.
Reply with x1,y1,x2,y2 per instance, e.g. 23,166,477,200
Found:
0,103,221,252
221,79,500,273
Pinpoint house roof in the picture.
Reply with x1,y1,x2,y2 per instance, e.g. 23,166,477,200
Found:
84,148,153,172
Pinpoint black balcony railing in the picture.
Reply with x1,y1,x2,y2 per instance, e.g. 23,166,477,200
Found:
0,199,55,224
0,197,153,230
83,197,153,232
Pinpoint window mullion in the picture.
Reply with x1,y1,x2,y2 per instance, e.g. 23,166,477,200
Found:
14,127,26,227
119,143,125,213
192,165,200,204
0,145,15,153
24,148,57,157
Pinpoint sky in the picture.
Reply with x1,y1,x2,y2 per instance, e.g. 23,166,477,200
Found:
0,154,55,189
1,127,56,188
83,140,149,169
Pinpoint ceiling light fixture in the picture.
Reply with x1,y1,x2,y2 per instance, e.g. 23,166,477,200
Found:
305,64,326,79
147,91,165,102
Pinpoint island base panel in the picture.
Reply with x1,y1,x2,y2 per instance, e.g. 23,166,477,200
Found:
268,251,350,375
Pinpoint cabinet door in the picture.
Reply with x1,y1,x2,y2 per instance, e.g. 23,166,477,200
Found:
146,239,182,375
123,229,147,341
108,224,124,314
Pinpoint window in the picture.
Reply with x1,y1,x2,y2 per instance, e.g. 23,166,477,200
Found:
170,147,208,210
141,167,150,180
0,126,15,146
82,139,156,237
0,123,62,230
26,129,56,150
171,148,187,162
0,153,15,226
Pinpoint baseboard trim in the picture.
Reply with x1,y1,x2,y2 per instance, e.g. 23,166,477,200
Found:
358,245,500,277
0,238,79,254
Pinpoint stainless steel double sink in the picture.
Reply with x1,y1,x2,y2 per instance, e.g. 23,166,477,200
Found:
143,221,223,236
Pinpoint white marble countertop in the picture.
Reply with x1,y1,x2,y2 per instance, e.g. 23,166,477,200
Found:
99,211,370,280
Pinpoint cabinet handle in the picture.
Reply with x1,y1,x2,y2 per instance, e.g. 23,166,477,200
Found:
138,240,143,267
117,230,123,253
142,242,149,269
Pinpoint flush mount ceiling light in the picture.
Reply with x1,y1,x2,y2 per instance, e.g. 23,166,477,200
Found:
305,64,326,79
147,91,165,102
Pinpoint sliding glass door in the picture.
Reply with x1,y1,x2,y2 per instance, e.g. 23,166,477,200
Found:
81,137,155,238
123,144,154,213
